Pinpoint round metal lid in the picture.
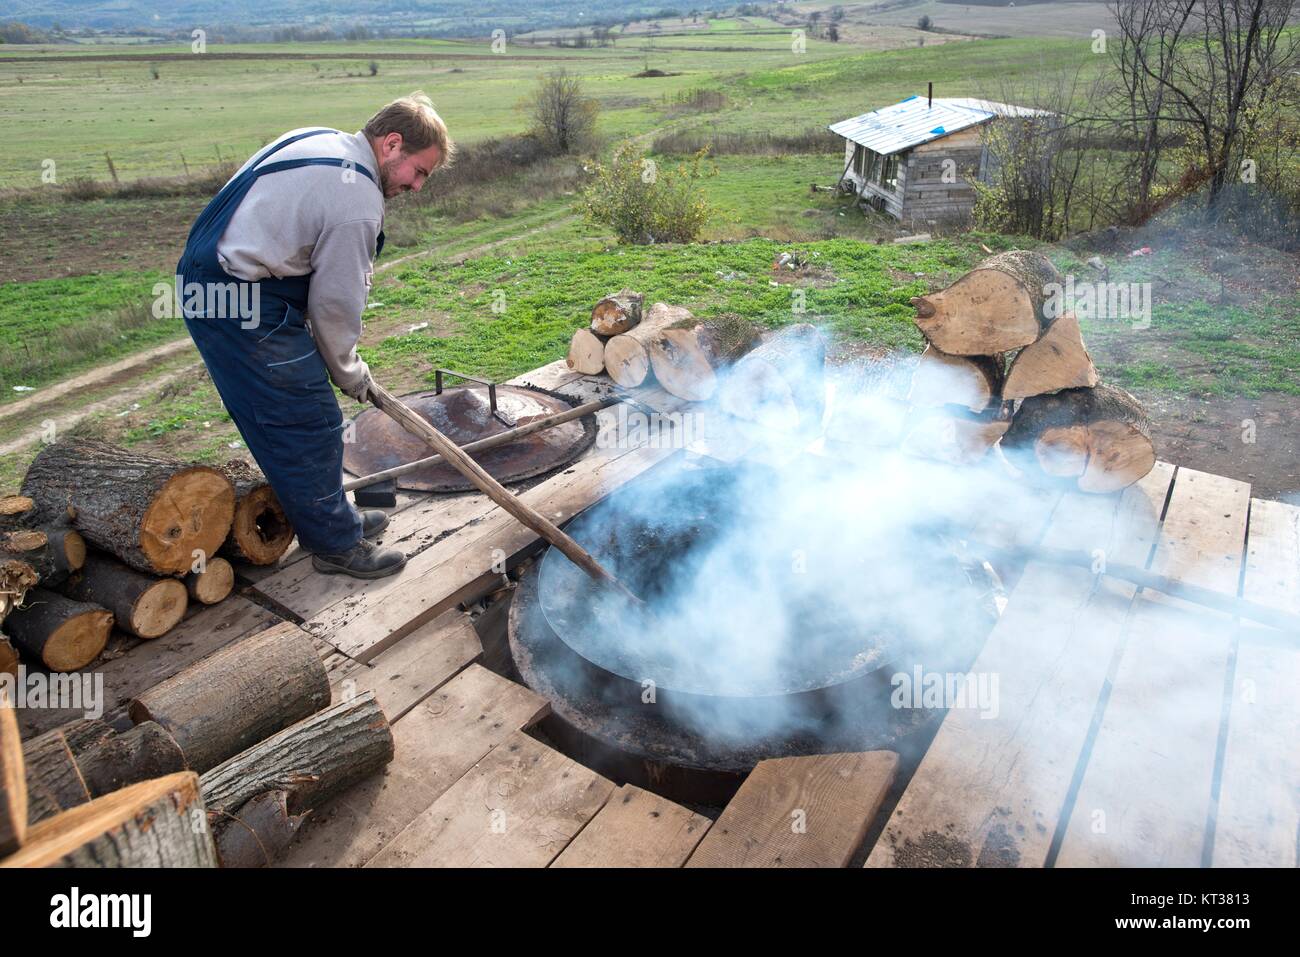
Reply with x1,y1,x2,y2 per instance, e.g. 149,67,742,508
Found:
342,385,597,492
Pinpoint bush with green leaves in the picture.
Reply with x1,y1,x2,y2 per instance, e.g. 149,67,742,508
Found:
580,143,717,244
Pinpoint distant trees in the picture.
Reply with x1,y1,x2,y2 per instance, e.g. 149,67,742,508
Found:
828,24,840,41
917,15,933,30
581,143,717,244
0,20,51,44
527,69,600,155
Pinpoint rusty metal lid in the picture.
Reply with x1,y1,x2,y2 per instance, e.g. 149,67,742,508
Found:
342,385,597,493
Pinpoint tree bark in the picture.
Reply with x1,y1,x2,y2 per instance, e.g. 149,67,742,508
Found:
590,288,644,336
1003,384,1155,493
907,345,1004,413
604,302,693,388
58,552,188,640
1002,312,1099,399
22,439,235,575
647,313,761,401
3,588,112,672
566,327,610,375
186,557,234,605
22,719,114,825
219,461,294,566
76,721,187,798
0,693,25,858
199,691,393,865
717,324,828,432
1,772,217,868
210,788,306,868
911,250,1063,354
128,621,330,774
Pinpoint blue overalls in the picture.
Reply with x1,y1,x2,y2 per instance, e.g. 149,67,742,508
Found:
177,129,384,555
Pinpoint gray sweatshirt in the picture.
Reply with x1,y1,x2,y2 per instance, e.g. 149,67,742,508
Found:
216,127,383,395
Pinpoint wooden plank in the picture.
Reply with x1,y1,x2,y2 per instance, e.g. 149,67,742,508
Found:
312,436,683,662
366,729,614,868
327,609,482,721
1149,467,1250,595
1211,625,1300,867
1038,461,1175,567
277,664,549,868
550,784,712,868
1055,594,1235,867
16,594,281,738
687,751,898,868
1241,497,1300,615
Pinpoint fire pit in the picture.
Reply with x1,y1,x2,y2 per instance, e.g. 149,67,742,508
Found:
509,457,996,805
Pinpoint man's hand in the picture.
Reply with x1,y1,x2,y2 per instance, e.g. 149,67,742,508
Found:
343,366,375,404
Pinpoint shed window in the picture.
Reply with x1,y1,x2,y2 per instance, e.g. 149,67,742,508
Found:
881,154,900,190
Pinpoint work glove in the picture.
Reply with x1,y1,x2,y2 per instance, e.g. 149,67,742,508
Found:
343,366,375,405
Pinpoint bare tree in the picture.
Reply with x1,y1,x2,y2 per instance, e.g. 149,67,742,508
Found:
527,69,599,155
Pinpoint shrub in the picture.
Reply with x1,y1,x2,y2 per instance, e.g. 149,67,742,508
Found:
580,142,716,244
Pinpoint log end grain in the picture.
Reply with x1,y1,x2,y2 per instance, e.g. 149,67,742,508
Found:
140,467,236,574
131,577,190,639
186,557,234,606
226,484,293,566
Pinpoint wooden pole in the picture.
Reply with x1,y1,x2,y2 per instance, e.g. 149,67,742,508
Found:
367,381,643,603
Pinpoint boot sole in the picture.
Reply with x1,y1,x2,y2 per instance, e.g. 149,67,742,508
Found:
312,556,407,580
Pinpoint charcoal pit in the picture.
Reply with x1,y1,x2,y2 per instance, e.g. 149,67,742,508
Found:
509,458,996,805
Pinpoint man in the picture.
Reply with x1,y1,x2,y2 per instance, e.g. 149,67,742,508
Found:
177,92,453,579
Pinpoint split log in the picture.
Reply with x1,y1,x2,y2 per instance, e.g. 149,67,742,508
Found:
199,691,393,865
0,561,39,624
1,771,217,868
219,461,294,566
186,557,234,605
22,439,235,575
590,288,644,336
22,719,114,825
0,692,25,858
0,638,16,678
717,324,827,433
907,345,1004,413
128,621,330,774
911,250,1062,355
566,327,610,375
59,552,188,640
902,406,1012,465
3,588,112,672
647,313,762,401
1003,384,1156,493
1002,312,1099,399
75,721,187,798
604,302,693,388
211,788,306,868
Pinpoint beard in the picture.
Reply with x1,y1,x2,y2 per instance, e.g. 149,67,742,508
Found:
378,156,403,198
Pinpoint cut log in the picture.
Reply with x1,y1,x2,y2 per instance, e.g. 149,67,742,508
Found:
211,788,306,868
22,719,114,825
59,552,188,640
128,621,330,774
75,721,187,798
902,406,1012,465
590,288,644,336
219,461,294,566
186,557,234,605
3,588,112,672
1,771,217,868
912,250,1062,355
717,324,827,433
647,313,762,402
0,637,16,678
0,496,34,519
1,519,86,588
21,439,235,575
199,692,393,865
0,691,26,858
907,345,1004,413
566,327,610,375
604,302,693,388
1003,384,1156,493
0,560,39,620
1002,312,1099,399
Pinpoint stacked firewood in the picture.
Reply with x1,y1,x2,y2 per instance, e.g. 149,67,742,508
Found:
567,288,761,401
1,623,394,867
0,440,296,675
903,250,1156,492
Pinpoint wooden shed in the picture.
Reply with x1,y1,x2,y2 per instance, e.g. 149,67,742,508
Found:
829,94,1048,227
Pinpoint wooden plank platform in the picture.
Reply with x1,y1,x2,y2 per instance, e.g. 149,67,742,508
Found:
550,784,711,868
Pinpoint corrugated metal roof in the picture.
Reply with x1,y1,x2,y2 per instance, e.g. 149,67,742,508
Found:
828,96,1046,155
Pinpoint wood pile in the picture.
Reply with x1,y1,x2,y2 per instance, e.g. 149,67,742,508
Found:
1,442,296,675
0,624,396,868
898,250,1154,490
567,289,761,401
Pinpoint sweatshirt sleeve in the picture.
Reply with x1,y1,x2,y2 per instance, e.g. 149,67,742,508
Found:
306,218,380,394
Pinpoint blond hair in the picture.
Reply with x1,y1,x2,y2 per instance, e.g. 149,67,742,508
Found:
364,91,455,167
